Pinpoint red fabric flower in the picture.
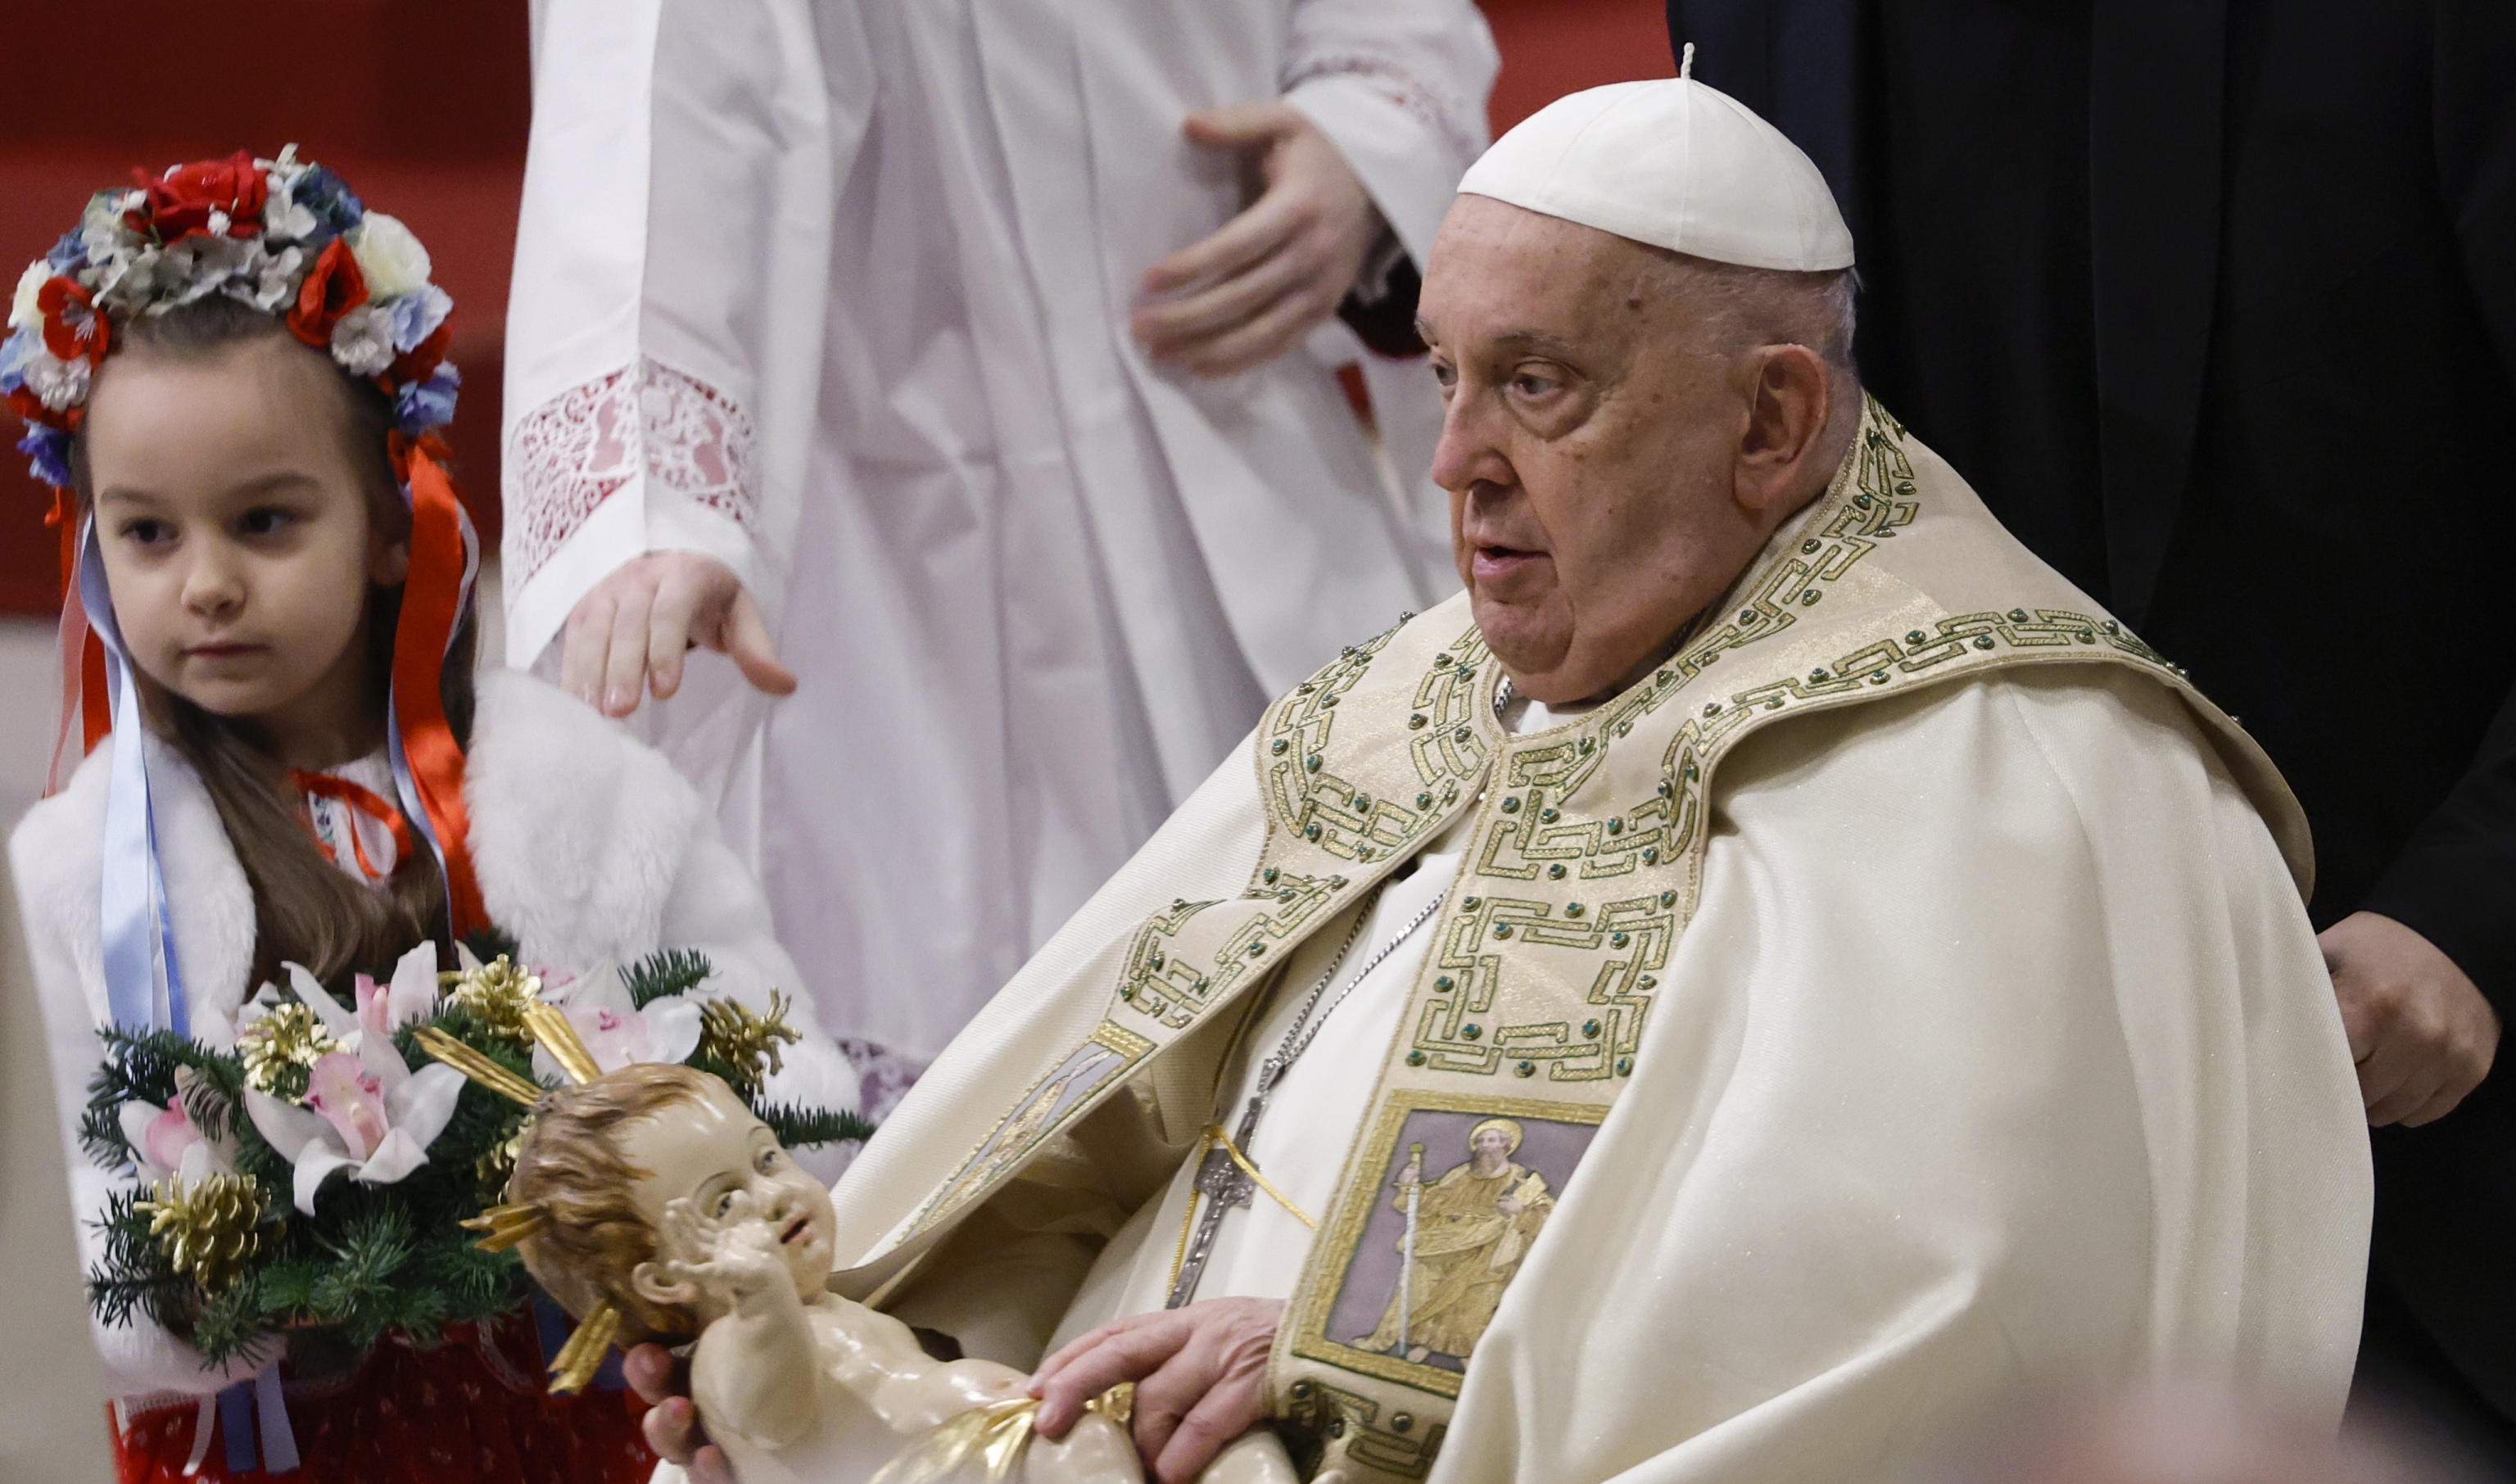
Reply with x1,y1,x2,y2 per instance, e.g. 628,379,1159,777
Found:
389,312,455,387
136,151,267,242
6,382,59,428
289,238,368,349
36,275,110,367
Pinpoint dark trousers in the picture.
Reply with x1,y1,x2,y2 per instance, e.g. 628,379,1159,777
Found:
2351,1276,2516,1478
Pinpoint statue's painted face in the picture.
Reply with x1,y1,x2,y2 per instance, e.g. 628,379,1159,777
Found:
624,1079,839,1304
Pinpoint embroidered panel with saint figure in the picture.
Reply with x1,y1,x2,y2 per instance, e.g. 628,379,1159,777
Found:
925,1023,1154,1219
1291,1093,1604,1398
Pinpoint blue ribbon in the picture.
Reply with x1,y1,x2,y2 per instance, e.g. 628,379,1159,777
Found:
209,1363,299,1475
84,518,303,1472
78,519,185,1038
217,1381,256,1473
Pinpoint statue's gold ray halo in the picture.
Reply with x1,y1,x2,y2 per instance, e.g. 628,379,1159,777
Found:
520,1001,603,1084
459,1202,546,1252
419,998,618,1392
413,1027,542,1106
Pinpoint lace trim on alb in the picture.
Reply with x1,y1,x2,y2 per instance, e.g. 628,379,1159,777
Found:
505,356,760,580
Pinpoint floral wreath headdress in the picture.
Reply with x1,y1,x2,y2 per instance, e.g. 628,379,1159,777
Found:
2,147,487,1040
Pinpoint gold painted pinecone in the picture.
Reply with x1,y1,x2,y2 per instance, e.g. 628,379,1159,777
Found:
237,1002,342,1099
138,1173,266,1296
696,992,802,1097
441,955,543,1045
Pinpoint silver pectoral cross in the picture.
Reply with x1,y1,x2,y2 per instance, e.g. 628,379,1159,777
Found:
1164,1061,1284,1308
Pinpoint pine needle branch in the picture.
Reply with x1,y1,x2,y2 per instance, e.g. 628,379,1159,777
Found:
751,1100,877,1150
623,948,714,1008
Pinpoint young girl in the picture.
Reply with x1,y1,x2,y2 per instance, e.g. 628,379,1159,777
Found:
5,151,859,1483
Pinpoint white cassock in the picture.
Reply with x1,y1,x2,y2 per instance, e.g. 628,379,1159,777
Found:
498,0,1498,1065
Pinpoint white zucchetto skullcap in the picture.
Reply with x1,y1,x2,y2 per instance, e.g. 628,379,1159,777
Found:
1457,47,1855,273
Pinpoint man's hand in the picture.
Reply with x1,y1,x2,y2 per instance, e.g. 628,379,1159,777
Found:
625,1342,734,1484
561,551,798,718
1028,1298,1282,1484
2323,911,2500,1126
1133,103,1386,378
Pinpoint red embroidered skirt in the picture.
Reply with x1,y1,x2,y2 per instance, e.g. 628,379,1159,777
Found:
110,1311,653,1484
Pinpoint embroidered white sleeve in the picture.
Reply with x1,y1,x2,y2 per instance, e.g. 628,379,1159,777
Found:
504,356,761,580
1283,0,1497,173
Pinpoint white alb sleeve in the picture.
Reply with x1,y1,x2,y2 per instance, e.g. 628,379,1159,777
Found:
501,0,859,667
1281,0,1500,265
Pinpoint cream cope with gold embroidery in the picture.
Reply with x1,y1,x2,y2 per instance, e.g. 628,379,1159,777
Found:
837,400,2307,1482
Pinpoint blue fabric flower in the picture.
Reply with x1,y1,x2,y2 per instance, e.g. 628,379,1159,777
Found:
45,230,86,274
389,285,453,354
394,364,461,435
294,166,364,241
19,425,72,488
0,328,38,393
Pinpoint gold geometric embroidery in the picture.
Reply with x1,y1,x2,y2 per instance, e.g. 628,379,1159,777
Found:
1112,897,1225,1027
1280,1377,1446,1481
1407,890,1671,1083
1263,618,1491,866
1657,403,1923,677
1115,872,1347,1030
1658,605,2179,858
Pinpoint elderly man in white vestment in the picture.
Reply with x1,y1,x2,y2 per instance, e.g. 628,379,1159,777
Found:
636,74,2372,1484
499,0,1498,1084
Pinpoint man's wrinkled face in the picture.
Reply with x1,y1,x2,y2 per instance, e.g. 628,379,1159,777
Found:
1418,197,1775,704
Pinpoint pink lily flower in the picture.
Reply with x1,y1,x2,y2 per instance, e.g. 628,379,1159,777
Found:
245,1025,465,1215
116,1069,238,1186
537,961,701,1079
352,942,441,1043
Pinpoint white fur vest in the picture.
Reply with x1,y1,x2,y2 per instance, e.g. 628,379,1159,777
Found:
11,667,858,1400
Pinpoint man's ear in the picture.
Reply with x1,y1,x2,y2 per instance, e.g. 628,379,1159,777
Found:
1731,344,1836,514
632,1260,697,1310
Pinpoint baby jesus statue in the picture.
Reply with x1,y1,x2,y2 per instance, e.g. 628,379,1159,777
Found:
457,1027,1295,1484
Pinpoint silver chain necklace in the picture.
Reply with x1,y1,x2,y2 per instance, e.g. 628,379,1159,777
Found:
1165,884,1449,1308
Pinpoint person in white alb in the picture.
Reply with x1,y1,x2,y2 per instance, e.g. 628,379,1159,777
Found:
499,0,1499,1082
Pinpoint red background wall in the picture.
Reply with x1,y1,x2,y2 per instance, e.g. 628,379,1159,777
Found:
0,0,1672,617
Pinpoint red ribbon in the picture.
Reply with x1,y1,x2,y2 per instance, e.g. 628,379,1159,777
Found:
47,488,108,794
391,447,487,938
290,770,417,882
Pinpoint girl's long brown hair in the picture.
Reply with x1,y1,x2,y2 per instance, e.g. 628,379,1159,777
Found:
79,296,477,988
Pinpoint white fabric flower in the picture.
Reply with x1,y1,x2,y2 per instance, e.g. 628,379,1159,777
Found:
241,242,304,314
260,176,319,242
9,260,48,330
79,192,141,268
347,213,431,301
329,305,397,377
24,351,89,411
156,235,256,309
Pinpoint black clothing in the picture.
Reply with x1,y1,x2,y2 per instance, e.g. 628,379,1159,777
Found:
1668,0,2516,1436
